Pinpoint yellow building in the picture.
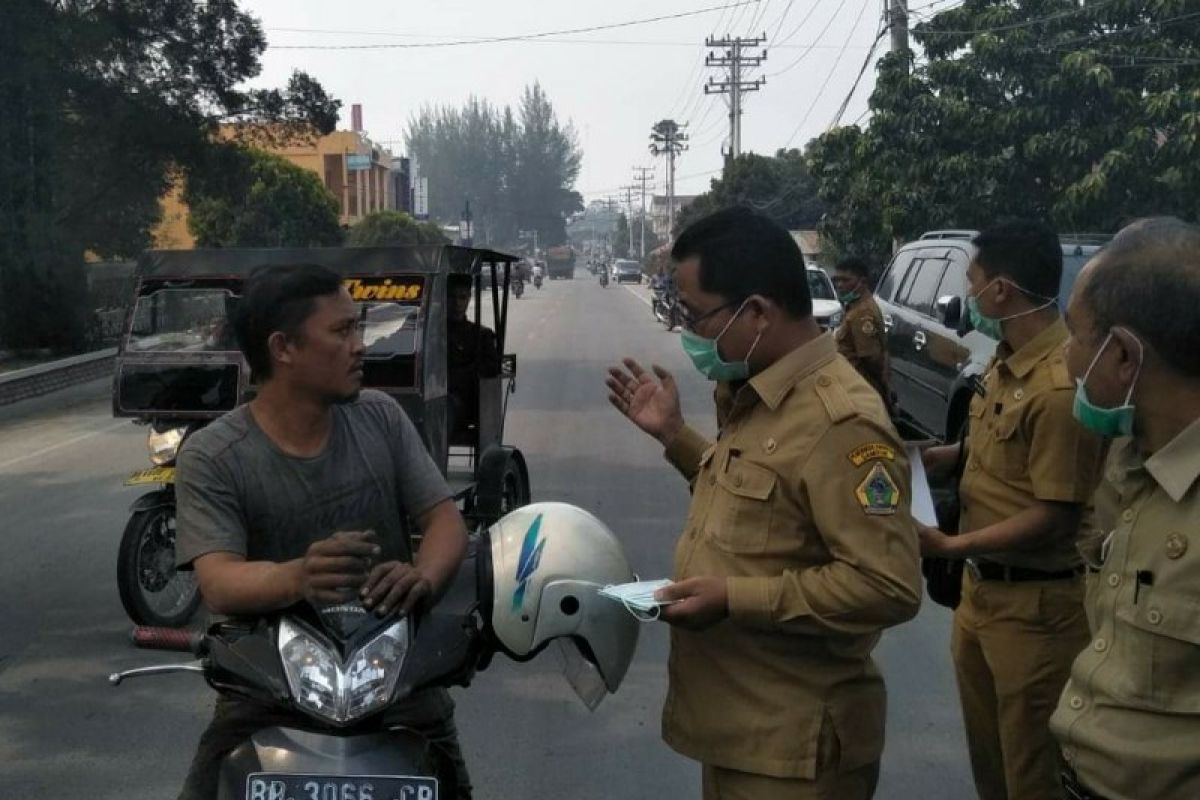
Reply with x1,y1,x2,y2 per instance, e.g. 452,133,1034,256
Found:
153,126,397,249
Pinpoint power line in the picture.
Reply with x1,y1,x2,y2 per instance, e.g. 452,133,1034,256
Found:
773,0,832,47
768,0,800,45
267,30,870,49
767,0,851,76
783,0,875,147
829,24,890,129
915,0,1122,37
270,1,761,50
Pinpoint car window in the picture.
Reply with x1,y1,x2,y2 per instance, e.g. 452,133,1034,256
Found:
1060,252,1091,303
807,270,836,300
877,250,916,300
899,258,949,317
937,252,969,300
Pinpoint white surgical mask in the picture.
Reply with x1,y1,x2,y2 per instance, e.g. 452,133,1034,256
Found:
598,579,675,622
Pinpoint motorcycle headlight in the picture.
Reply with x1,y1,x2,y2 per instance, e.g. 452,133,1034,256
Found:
146,425,187,466
278,617,411,724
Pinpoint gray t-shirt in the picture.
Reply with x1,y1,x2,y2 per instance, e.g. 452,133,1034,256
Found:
175,390,451,568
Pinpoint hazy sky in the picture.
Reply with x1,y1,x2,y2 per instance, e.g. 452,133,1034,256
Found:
245,0,890,202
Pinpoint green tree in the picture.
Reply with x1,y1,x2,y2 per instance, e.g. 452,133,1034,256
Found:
676,151,828,235
808,0,1200,255
186,148,342,247
0,0,338,352
406,83,583,249
614,214,631,257
348,210,449,246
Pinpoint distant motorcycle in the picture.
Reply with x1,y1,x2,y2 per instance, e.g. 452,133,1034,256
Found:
514,276,525,298
599,271,609,288
534,272,544,290
652,287,680,331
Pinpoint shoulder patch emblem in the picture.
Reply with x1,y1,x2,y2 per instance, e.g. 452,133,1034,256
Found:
856,463,900,516
862,319,876,336
848,442,896,467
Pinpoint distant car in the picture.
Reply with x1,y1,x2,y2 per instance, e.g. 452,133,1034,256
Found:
875,230,1109,442
613,259,643,284
807,267,843,332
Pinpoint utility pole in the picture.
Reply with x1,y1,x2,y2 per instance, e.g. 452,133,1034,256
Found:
704,35,767,165
888,0,909,58
649,119,688,242
632,166,655,259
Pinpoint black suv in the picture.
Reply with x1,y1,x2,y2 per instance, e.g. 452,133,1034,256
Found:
875,230,1108,442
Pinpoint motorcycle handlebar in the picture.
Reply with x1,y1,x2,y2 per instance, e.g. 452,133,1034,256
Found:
130,625,205,654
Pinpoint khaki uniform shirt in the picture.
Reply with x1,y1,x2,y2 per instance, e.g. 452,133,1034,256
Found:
835,294,890,400
1051,421,1200,800
959,319,1104,570
661,334,922,779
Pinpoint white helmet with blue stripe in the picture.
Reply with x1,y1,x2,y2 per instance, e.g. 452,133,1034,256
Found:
482,502,639,708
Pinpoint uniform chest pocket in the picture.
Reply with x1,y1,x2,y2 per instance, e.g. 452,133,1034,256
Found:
983,408,1028,479
1114,596,1200,712
708,452,778,553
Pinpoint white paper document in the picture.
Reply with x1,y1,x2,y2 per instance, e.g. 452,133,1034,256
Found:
905,444,939,527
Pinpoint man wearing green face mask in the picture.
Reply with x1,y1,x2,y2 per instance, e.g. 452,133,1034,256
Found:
1050,217,1200,800
606,207,921,800
918,221,1105,800
831,256,891,406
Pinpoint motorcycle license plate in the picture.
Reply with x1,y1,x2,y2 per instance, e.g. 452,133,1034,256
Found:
246,773,437,800
124,466,176,486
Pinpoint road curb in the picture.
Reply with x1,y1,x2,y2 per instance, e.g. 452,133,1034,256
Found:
0,348,117,407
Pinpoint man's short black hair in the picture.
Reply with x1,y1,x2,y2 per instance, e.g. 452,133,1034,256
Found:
971,220,1062,299
234,264,343,380
834,256,871,279
671,206,812,318
1082,217,1200,378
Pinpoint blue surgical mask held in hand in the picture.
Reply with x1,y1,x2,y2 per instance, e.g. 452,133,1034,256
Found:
681,299,762,382
1072,329,1144,438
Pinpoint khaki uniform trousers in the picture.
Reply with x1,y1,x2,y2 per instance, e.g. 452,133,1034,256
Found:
702,761,879,800
952,570,1088,800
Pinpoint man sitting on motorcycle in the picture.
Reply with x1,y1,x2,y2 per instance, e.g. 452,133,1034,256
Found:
173,264,473,800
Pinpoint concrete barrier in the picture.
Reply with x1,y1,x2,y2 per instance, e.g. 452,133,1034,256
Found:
0,348,116,406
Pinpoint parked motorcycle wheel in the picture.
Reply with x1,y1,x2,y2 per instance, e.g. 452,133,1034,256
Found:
117,505,201,627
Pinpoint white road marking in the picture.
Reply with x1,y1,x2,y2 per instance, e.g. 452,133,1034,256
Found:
623,284,653,308
0,420,130,471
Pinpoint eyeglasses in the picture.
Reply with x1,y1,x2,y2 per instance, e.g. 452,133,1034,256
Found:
677,299,742,333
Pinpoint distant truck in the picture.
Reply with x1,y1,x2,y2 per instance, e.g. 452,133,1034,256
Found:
545,245,575,280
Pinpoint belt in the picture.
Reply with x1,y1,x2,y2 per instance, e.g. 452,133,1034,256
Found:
967,559,1085,582
1061,767,1110,800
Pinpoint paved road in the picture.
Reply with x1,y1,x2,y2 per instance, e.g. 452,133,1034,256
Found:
0,272,973,799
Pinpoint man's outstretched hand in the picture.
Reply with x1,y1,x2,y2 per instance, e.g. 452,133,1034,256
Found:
606,358,685,447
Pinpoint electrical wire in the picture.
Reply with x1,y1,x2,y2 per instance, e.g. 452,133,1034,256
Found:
829,23,889,129
767,0,852,76
783,0,875,147
270,1,761,50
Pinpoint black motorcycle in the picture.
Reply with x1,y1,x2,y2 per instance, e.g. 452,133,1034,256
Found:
598,271,609,288
513,276,525,298
110,514,639,800
652,287,680,331
118,419,204,627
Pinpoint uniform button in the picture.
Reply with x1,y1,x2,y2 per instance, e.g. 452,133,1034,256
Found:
1093,638,1107,652
1107,573,1121,588
1165,532,1188,559
1122,508,1136,523
1063,747,1076,762
817,375,832,387
969,460,979,471
1069,696,1084,710
1147,609,1163,625
1014,388,1025,401
763,438,777,454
